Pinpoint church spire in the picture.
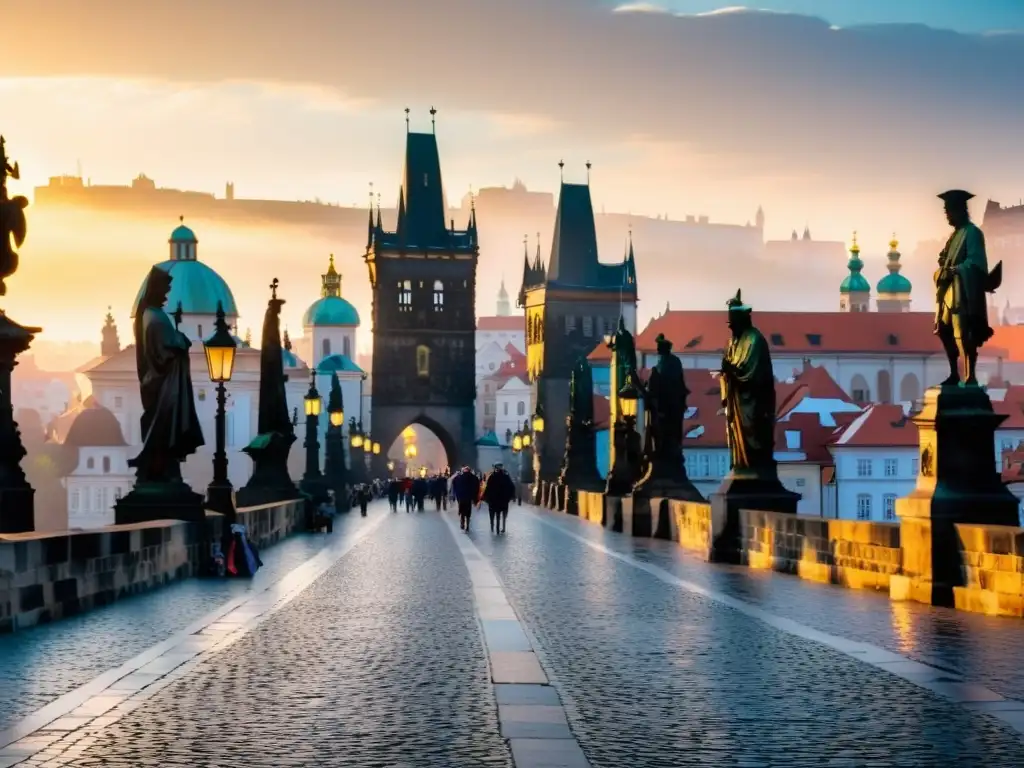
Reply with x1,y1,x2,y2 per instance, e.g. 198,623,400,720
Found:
839,231,871,312
321,254,342,299
101,306,120,357
366,183,375,248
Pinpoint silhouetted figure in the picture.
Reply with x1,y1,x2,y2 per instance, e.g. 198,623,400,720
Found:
129,267,204,484
934,189,1002,385
483,463,517,534
452,466,481,532
387,479,400,512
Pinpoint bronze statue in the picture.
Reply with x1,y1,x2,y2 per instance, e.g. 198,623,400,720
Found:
0,136,29,296
720,290,776,473
129,266,205,483
560,356,602,490
933,189,1002,386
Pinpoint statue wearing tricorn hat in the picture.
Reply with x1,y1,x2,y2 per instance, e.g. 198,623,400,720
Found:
933,189,1002,386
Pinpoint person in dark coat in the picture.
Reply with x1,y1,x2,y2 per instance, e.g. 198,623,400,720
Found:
482,463,517,534
355,484,372,516
412,475,428,512
387,479,400,512
451,466,482,532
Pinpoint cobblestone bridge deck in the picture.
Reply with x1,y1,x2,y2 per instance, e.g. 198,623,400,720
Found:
1,503,1023,767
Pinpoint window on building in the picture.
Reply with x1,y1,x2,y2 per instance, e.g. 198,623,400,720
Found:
911,457,920,476
343,337,351,357
856,493,872,520
198,389,206,402
770,333,785,346
699,453,710,477
71,490,80,512
416,345,430,378
198,324,203,339
322,338,331,358
685,454,696,477
503,402,509,416
884,458,898,477
102,456,111,474
883,494,897,521
717,453,728,477
582,316,594,337
433,280,444,311
93,487,102,511
114,396,123,409
115,487,122,501
565,315,577,334
517,401,526,416
399,280,413,312
485,402,494,416
852,388,869,402
856,458,872,477
86,457,95,470
795,478,806,488
806,334,822,346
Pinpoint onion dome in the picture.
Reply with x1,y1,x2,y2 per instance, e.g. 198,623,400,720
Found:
63,401,126,447
839,232,871,294
302,254,360,327
876,234,913,296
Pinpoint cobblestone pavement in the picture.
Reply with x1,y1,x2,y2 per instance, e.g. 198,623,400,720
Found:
0,516,352,730
29,508,511,768
532,507,1024,699
472,506,1024,768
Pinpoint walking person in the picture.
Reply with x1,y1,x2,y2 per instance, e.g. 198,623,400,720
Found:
387,478,400,513
356,484,371,516
482,462,517,534
451,465,482,533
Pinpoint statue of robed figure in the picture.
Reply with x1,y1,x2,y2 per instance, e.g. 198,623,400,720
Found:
559,356,603,492
236,278,299,507
708,290,798,561
634,334,702,501
605,316,643,497
115,266,206,524
720,290,776,474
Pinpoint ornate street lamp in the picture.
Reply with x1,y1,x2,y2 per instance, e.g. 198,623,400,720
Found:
512,433,523,452
532,405,545,434
607,370,642,496
203,301,237,519
324,372,348,511
301,369,328,504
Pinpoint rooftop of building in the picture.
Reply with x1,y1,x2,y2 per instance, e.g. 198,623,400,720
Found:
477,316,525,332
831,404,917,449
49,396,126,447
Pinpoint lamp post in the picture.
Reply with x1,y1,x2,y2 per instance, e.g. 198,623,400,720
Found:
324,372,348,511
301,369,328,504
606,370,642,496
203,301,237,520
371,440,382,480
349,417,365,484
530,404,546,503
516,420,535,490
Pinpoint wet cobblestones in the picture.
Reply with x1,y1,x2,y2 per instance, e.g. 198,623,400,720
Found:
474,510,1024,767
57,512,511,767
0,519,348,730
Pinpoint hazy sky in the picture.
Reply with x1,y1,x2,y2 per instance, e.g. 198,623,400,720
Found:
3,1,1023,342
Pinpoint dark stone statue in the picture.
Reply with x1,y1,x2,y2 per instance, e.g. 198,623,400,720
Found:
634,334,701,500
933,189,1002,386
0,136,28,297
605,317,643,497
721,290,776,474
115,266,206,524
559,356,602,491
0,135,40,533
237,278,299,507
709,290,798,562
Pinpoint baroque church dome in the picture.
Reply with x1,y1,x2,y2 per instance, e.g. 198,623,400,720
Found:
876,236,913,295
839,233,871,294
302,254,360,327
130,218,238,318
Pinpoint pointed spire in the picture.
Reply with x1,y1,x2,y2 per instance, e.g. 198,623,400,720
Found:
283,328,292,351
586,161,591,185
802,224,811,240
404,107,410,132
366,182,375,248
518,234,532,309
376,193,382,231
101,305,120,357
430,106,437,133
558,159,564,183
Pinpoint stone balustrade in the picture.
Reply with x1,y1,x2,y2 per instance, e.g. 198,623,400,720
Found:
563,488,1024,618
0,499,304,633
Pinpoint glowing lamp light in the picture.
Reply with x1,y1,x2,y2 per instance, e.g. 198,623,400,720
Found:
618,373,640,419
303,370,322,417
522,432,532,448
372,442,381,455
351,433,364,449
419,467,427,478
387,460,395,471
329,409,344,428
532,412,545,433
405,444,418,458
203,302,237,383
512,434,523,452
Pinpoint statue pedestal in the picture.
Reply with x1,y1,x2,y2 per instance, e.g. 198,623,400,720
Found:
236,432,299,508
0,312,41,534
894,385,1019,606
114,481,206,525
710,472,799,563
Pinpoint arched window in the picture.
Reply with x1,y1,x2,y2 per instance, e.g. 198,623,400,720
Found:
433,280,444,311
517,401,526,416
399,280,413,312
322,338,331,358
343,336,351,357
86,457,95,470
503,402,509,416
102,456,111,474
416,345,431,378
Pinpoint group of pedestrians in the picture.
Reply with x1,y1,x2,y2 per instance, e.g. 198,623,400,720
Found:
451,463,516,534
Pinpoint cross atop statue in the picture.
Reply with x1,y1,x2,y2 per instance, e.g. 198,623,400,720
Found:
171,300,183,330
270,277,279,300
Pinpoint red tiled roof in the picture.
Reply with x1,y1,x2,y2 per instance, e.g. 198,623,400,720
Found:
989,326,1024,363
682,369,727,448
504,342,526,361
831,404,918,448
994,398,1024,429
593,395,611,430
598,310,1007,358
478,316,524,332
775,412,837,464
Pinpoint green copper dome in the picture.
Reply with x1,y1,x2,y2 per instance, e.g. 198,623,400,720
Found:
131,260,238,317
839,233,870,294
317,353,364,374
302,296,360,327
876,235,912,295
170,223,197,243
